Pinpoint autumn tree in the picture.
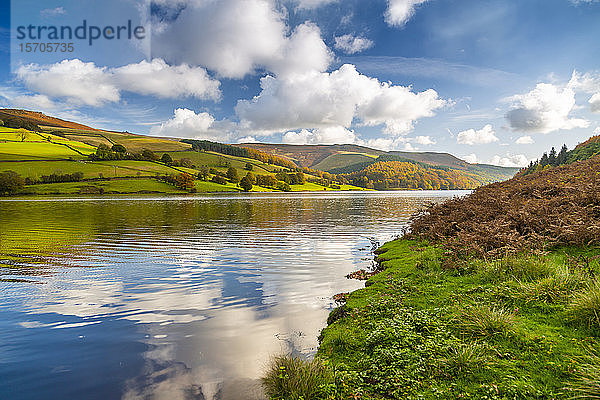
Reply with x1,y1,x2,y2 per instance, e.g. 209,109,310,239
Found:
199,165,210,181
142,149,159,161
239,175,253,192
112,144,127,153
227,167,239,183
0,171,25,195
245,172,256,185
161,153,173,165
175,173,195,190
212,175,227,185
276,181,291,192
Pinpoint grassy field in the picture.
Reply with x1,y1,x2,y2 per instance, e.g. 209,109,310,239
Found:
40,127,193,152
263,239,600,399
195,180,239,192
0,125,369,195
22,178,186,195
312,152,377,172
166,150,279,173
0,128,96,160
0,160,187,179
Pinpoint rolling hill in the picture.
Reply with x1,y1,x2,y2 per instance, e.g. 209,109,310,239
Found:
235,143,384,168
0,109,98,131
236,143,519,184
0,109,369,195
0,108,519,195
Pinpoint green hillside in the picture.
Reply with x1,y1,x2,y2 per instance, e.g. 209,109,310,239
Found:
520,132,600,176
237,143,518,185
0,108,516,195
311,152,377,171
0,109,368,196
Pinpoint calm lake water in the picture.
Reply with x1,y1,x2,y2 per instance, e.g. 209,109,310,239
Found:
0,191,466,400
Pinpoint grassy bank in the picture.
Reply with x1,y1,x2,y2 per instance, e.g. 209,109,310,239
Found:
265,241,600,399
308,240,598,399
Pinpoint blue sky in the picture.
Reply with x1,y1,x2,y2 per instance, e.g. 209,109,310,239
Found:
1,0,600,166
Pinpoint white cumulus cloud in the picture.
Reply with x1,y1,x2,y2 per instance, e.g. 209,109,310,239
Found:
282,126,358,145
385,0,429,27
414,135,436,145
456,124,498,145
10,94,59,111
151,0,332,79
236,64,446,136
293,0,338,9
334,34,374,55
268,22,333,78
237,136,260,143
150,108,216,139
505,82,589,133
112,59,221,100
515,135,534,144
568,70,600,113
490,153,529,168
589,93,600,113
16,59,119,107
15,59,221,106
462,153,479,164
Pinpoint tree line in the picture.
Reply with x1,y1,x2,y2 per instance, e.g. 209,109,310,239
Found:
342,161,481,190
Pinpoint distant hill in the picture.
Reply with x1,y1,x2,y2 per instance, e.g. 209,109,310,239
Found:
0,108,518,191
235,143,384,169
236,143,519,185
0,109,98,131
0,108,192,152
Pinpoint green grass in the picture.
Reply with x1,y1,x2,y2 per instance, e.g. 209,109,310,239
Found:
99,131,192,152
308,240,600,399
568,280,600,328
456,304,516,337
22,178,185,195
570,350,600,399
262,355,336,400
0,160,185,179
194,180,240,192
0,129,96,160
312,152,377,172
38,128,192,152
0,140,94,160
165,150,279,173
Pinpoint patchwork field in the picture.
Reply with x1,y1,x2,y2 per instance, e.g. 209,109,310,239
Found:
0,128,96,160
166,150,279,173
0,160,186,180
0,111,369,195
22,178,185,195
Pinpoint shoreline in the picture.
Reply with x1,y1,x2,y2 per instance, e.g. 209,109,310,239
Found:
2,188,472,198
309,238,600,399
